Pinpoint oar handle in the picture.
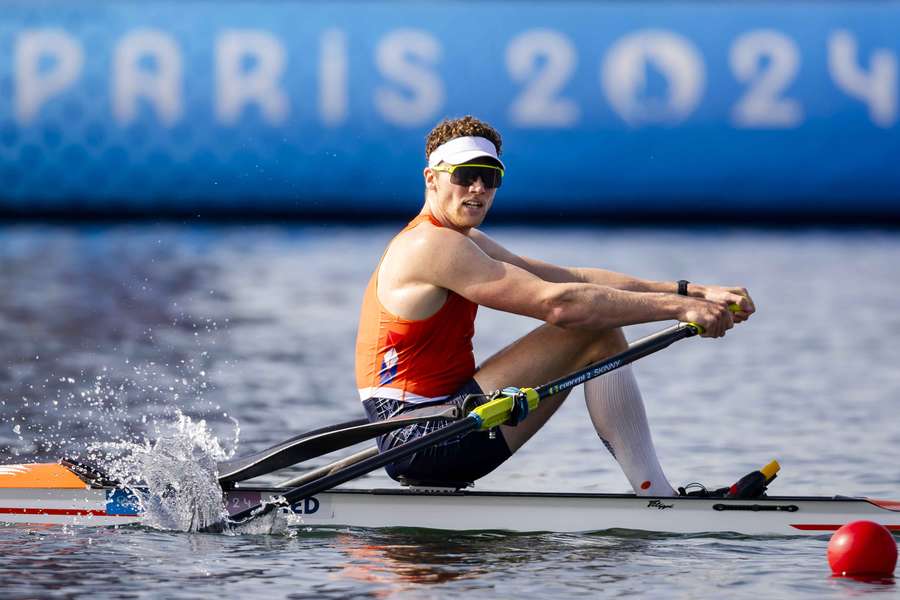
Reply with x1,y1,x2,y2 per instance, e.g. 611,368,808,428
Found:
685,303,743,336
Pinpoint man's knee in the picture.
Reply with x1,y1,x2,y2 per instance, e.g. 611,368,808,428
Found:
578,327,627,366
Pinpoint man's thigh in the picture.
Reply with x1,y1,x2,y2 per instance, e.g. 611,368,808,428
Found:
474,323,626,452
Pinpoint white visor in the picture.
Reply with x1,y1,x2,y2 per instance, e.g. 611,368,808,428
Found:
427,136,504,169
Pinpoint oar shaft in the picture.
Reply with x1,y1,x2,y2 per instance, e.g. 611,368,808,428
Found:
218,405,461,485
284,418,476,503
275,446,379,488
227,418,478,523
535,323,699,400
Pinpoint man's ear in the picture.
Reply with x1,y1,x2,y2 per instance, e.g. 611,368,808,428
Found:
423,166,438,191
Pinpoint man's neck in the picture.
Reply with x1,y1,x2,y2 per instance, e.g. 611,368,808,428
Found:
420,203,472,235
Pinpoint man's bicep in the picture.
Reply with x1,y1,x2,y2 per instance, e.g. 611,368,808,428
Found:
429,238,550,318
426,235,506,293
469,229,530,267
469,228,580,283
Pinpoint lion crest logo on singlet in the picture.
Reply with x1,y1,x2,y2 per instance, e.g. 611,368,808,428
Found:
378,331,402,385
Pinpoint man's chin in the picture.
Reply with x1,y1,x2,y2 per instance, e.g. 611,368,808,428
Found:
459,205,488,224
458,214,486,228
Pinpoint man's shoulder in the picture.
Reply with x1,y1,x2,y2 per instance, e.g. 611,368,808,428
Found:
382,222,486,287
394,220,472,253
378,221,477,304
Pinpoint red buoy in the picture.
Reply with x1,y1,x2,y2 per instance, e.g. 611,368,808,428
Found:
827,521,898,577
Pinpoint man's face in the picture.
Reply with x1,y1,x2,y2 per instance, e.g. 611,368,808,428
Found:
424,161,499,230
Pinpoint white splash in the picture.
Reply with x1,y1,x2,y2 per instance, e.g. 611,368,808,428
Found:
227,507,290,536
91,411,232,533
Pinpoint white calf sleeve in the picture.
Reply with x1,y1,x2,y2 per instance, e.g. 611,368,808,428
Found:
584,364,676,497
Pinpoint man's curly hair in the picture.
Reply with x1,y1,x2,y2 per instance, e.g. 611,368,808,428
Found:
425,115,502,161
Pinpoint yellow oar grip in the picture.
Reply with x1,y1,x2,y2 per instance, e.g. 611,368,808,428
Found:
471,388,540,430
686,322,704,334
685,303,743,335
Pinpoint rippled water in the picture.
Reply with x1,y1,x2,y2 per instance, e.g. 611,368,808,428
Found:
1,224,898,598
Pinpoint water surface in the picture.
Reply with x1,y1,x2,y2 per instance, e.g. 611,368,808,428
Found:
0,224,898,598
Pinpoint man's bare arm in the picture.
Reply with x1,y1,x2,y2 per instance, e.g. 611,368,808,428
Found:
423,228,734,337
469,228,670,290
469,228,756,321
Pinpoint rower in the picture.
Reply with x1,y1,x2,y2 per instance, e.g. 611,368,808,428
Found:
354,115,755,494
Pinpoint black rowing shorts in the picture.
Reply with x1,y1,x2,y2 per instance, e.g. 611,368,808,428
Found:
361,379,512,487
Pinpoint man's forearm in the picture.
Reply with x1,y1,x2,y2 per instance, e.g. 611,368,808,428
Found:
571,267,679,294
514,255,688,296
543,284,684,331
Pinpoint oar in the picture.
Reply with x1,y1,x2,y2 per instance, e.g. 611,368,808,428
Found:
217,404,461,486
213,321,702,531
275,447,379,488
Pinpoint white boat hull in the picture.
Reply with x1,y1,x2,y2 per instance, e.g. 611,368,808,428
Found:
1,485,898,535
0,487,141,527
273,489,900,535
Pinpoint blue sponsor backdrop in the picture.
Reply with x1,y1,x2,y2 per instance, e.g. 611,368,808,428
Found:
0,1,898,218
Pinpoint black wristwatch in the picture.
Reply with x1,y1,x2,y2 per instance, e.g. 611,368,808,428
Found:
677,280,690,296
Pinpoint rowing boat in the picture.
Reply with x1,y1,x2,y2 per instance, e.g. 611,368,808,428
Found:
4,323,897,536
1,462,898,535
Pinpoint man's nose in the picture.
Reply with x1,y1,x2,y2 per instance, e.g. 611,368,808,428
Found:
469,177,486,192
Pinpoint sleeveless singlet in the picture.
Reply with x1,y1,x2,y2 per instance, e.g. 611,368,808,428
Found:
355,214,478,403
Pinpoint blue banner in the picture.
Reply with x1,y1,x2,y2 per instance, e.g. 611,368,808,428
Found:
0,1,898,218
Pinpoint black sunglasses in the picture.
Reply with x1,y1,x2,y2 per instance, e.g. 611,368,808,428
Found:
432,163,504,189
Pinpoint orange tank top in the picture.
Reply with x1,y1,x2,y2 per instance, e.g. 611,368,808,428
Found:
355,213,478,403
